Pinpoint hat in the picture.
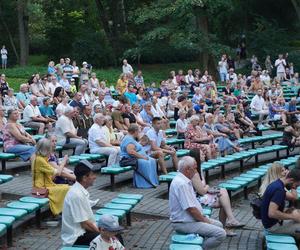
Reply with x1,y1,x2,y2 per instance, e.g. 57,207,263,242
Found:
97,214,124,232
74,160,95,178
70,78,75,82
82,61,87,65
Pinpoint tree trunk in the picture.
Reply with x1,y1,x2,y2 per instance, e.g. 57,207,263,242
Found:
195,9,217,79
120,0,127,33
17,0,29,66
0,5,19,62
291,0,300,22
94,0,117,65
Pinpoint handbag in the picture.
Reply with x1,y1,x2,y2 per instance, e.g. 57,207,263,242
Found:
120,157,138,170
31,158,49,198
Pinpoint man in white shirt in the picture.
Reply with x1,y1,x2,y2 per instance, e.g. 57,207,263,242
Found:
226,68,238,87
1,45,8,69
61,160,99,246
146,117,178,174
122,59,133,74
23,96,52,134
169,156,226,249
274,54,287,80
250,88,270,129
55,106,88,155
88,113,120,167
92,91,106,111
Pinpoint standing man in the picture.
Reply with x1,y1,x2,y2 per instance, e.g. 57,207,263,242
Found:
146,117,178,174
1,45,8,69
61,160,99,246
275,54,287,81
169,156,226,249
218,54,228,84
63,58,74,81
122,59,133,74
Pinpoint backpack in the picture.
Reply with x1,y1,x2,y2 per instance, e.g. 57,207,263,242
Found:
250,193,262,219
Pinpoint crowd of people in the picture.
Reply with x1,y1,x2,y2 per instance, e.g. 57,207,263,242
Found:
1,53,300,249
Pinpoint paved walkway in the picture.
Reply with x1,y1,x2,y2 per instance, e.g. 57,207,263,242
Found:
0,137,286,249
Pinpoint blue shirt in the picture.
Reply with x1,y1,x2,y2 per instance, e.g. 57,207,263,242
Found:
39,105,55,117
69,100,83,110
261,179,286,229
124,92,137,105
16,92,31,106
140,109,152,124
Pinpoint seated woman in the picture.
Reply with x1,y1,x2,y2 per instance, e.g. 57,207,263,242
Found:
204,113,241,155
191,163,245,236
122,104,137,128
224,112,242,139
185,115,217,162
166,91,178,118
3,109,36,161
151,96,169,130
116,73,128,95
103,116,123,145
0,106,7,141
32,138,69,215
132,103,150,129
120,124,158,188
55,95,70,118
3,88,19,112
175,110,188,139
47,134,76,184
235,103,256,134
259,162,297,200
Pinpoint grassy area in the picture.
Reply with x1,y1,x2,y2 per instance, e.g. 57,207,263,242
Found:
1,61,201,91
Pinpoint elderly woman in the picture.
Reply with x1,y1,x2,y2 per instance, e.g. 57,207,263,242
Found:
120,124,158,188
175,110,188,139
204,113,241,155
3,88,19,111
0,107,7,140
132,103,149,129
89,72,100,93
185,115,217,161
103,116,122,145
3,109,36,161
167,91,178,118
122,104,137,128
32,138,69,215
47,134,76,183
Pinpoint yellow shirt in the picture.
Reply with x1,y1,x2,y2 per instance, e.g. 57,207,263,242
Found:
116,79,128,95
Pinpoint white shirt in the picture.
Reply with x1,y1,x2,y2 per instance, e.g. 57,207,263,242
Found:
176,119,188,133
250,95,266,112
92,99,106,109
226,72,237,84
275,59,286,73
55,103,70,117
146,128,165,148
122,64,133,74
1,48,7,59
23,104,41,122
90,235,125,250
61,182,97,246
88,123,107,153
218,60,228,73
169,173,203,222
60,79,71,92
151,104,165,118
49,81,61,95
185,74,194,84
55,115,77,145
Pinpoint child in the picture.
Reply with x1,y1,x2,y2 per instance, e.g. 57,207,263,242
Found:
139,134,151,155
70,78,77,97
89,214,125,250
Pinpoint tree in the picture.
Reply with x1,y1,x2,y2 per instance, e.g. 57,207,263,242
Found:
17,0,29,66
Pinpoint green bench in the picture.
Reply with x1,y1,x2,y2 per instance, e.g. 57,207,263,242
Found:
101,165,133,191
0,174,13,183
0,153,17,171
218,156,299,199
169,244,203,250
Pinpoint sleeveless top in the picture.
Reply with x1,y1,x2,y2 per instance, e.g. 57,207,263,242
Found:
3,123,26,151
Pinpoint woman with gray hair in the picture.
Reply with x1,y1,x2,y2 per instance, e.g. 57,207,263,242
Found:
32,138,69,215
175,109,188,139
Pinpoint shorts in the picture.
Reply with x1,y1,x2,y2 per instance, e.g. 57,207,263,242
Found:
219,72,226,82
273,114,282,121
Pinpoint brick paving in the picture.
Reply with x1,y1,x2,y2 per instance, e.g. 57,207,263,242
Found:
0,136,287,249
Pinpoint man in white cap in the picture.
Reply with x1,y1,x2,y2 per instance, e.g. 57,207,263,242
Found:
90,214,125,250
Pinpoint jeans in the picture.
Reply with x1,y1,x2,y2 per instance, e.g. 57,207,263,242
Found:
91,147,120,166
63,138,88,155
73,231,99,246
172,219,226,249
219,72,227,82
6,144,36,161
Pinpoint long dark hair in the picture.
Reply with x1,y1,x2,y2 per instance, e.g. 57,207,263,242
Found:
53,87,64,98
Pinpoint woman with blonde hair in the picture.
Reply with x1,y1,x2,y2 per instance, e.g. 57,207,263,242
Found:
258,162,297,201
32,138,69,215
116,73,128,95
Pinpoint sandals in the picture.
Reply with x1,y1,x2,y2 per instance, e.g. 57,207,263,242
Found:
226,221,245,228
